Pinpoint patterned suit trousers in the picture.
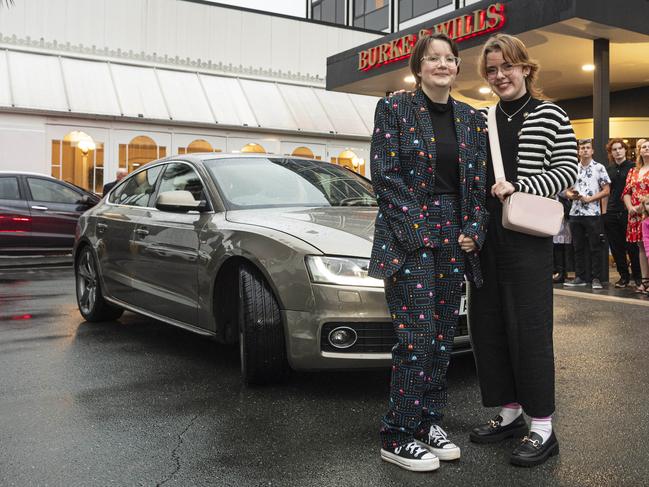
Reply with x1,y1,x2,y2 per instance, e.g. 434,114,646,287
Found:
380,194,465,448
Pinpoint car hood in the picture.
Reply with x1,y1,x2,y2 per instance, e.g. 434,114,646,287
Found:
225,207,377,257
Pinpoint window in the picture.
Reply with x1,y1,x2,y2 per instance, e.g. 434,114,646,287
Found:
312,0,345,25
399,0,452,23
109,166,163,207
0,177,20,200
353,0,389,30
51,131,104,193
178,139,222,155
157,163,206,203
27,178,81,204
119,135,167,174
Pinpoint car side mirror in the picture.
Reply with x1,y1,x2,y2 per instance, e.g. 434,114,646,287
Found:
156,190,205,213
77,195,91,205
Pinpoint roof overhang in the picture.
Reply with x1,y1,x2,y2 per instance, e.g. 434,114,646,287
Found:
326,0,649,106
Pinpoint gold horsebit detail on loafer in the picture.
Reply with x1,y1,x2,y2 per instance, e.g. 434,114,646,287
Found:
488,419,501,429
521,436,541,448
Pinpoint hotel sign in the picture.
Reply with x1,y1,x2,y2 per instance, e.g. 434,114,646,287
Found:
358,3,506,72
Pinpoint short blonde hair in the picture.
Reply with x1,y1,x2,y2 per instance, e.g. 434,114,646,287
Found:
478,34,543,99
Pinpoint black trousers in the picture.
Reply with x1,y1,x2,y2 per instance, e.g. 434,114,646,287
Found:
553,243,574,277
569,216,604,281
604,211,641,281
469,205,555,417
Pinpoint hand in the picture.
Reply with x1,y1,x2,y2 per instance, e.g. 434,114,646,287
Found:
579,194,592,203
458,234,476,253
566,189,580,200
491,181,515,202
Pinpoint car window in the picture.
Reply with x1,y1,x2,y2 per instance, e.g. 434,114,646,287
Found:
27,177,81,204
0,177,20,200
109,166,163,207
204,157,376,209
157,163,206,202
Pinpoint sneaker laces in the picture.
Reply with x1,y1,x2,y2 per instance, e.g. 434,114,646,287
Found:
404,441,429,457
428,425,451,447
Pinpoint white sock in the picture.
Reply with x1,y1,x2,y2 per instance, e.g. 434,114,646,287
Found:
530,416,553,443
498,403,522,426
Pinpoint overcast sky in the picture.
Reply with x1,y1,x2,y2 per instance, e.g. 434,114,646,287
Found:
206,0,306,17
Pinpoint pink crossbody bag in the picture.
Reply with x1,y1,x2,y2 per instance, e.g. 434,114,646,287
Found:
487,106,564,237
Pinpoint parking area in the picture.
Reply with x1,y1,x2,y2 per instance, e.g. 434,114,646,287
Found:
1,266,648,486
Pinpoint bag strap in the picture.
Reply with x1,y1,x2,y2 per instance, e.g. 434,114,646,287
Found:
487,106,506,182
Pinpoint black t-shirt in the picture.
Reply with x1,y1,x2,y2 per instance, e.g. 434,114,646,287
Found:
486,93,543,211
606,159,634,213
424,95,460,195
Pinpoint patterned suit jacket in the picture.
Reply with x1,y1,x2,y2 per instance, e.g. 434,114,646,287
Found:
368,89,488,287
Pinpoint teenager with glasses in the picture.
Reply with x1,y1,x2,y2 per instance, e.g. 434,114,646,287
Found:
368,33,488,472
468,34,578,467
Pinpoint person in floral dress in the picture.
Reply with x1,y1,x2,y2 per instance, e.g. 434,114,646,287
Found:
623,139,649,292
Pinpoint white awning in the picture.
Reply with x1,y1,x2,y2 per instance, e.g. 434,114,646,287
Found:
61,58,121,116
199,75,257,127
0,51,11,107
7,51,68,112
111,63,170,120
0,49,378,138
239,79,298,131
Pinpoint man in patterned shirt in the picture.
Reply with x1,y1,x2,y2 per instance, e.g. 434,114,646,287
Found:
564,139,611,289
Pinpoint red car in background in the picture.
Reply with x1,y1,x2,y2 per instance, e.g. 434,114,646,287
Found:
0,172,100,254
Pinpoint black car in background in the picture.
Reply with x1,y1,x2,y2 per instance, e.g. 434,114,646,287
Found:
0,172,100,254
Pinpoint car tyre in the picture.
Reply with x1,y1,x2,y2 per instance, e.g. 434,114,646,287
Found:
75,245,123,322
238,264,289,385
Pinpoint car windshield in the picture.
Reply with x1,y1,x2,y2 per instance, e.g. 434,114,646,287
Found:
204,157,377,209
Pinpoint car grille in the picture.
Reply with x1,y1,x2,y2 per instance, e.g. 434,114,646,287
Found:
320,316,469,354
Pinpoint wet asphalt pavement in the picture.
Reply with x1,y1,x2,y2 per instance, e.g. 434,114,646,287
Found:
1,266,648,487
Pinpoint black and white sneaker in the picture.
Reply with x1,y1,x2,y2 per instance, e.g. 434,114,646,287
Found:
415,424,461,461
380,440,440,471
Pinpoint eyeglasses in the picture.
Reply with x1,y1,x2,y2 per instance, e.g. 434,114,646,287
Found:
485,63,519,79
421,55,461,67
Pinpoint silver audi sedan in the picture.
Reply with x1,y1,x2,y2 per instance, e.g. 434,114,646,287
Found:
74,154,470,384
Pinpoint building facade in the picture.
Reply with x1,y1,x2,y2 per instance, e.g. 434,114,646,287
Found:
326,0,649,163
0,0,387,191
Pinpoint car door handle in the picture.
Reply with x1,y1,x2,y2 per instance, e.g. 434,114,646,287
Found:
31,205,49,211
135,228,149,236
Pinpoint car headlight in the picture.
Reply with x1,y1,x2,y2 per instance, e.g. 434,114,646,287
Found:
305,255,384,288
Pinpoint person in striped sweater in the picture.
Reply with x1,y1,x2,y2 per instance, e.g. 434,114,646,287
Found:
467,34,578,467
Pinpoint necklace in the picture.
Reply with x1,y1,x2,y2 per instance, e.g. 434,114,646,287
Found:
498,96,532,122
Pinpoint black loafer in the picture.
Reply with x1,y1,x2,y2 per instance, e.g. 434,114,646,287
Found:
469,414,528,444
510,431,559,467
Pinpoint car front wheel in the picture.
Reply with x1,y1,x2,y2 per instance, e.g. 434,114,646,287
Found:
75,245,123,322
238,264,289,385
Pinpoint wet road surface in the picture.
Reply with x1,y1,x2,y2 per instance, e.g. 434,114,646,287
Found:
1,267,648,486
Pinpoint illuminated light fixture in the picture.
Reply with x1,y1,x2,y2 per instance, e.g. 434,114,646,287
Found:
67,130,96,154
479,86,492,94
623,139,629,143
404,75,416,83
582,64,595,72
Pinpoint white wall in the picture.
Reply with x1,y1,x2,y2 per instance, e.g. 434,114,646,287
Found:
0,0,381,81
0,114,47,173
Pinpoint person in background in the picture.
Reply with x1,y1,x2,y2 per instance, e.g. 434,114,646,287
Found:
641,196,649,295
603,139,641,288
564,139,610,289
552,192,574,284
369,32,488,472
623,139,649,293
634,138,647,162
469,33,578,468
102,168,128,196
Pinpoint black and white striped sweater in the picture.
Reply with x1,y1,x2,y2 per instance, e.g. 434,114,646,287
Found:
481,101,578,197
